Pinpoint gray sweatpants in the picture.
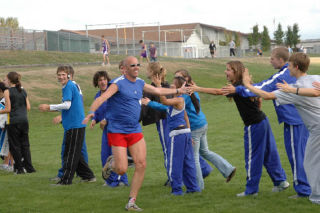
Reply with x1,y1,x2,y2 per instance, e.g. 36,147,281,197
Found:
304,133,320,202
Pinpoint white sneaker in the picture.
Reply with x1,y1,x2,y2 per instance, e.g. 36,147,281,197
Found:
125,202,143,211
236,192,258,197
310,198,320,205
102,63,105,66
272,181,289,192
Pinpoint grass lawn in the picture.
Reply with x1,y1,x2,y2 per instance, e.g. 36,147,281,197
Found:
0,55,319,212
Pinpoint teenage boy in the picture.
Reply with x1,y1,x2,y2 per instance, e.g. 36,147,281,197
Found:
39,66,95,185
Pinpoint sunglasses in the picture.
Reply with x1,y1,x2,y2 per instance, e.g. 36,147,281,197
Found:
129,64,141,67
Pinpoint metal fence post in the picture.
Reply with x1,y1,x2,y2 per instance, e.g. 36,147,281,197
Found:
57,31,60,51
132,22,135,56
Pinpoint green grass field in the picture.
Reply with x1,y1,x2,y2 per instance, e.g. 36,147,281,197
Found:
0,53,319,213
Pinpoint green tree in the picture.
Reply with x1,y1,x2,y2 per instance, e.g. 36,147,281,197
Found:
292,23,300,48
247,33,253,49
224,30,233,44
261,26,271,51
273,23,284,45
234,32,241,48
0,17,19,29
252,25,260,48
285,26,293,47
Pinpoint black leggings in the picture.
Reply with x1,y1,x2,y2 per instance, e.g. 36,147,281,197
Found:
7,122,35,173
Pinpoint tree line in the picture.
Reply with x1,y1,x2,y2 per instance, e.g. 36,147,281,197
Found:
0,17,20,29
248,23,300,51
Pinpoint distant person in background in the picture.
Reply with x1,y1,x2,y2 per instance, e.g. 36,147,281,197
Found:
229,40,236,57
101,35,110,66
288,46,293,55
209,41,216,58
139,40,149,64
2,72,35,174
257,48,263,57
149,43,157,62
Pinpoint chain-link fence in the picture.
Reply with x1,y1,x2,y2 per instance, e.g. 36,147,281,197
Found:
0,26,248,58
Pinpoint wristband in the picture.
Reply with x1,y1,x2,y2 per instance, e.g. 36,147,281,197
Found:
296,87,299,95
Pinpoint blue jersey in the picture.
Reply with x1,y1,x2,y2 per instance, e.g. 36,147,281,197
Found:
166,100,187,132
106,75,145,133
183,92,207,131
93,90,108,123
235,64,303,125
61,80,86,130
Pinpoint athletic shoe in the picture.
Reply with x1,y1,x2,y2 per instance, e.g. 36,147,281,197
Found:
81,177,96,182
119,181,129,187
1,165,13,172
272,181,290,192
102,155,113,180
288,194,307,199
50,176,61,182
15,169,26,175
226,167,236,183
102,63,105,66
125,202,143,211
236,192,258,197
310,198,320,205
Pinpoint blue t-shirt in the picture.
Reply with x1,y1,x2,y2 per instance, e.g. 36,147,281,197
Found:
61,80,86,130
183,92,207,130
106,75,145,133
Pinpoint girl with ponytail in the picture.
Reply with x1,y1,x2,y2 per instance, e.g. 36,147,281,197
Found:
1,72,35,174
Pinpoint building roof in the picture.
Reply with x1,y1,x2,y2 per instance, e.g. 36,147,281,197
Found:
61,23,248,43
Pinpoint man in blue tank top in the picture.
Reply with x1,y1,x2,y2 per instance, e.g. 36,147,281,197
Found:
83,56,188,211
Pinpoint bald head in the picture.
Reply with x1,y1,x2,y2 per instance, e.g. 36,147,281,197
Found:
124,56,138,67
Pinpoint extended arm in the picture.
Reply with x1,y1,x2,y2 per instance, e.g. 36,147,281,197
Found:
189,84,223,95
243,69,276,100
143,83,187,96
83,84,118,124
0,90,11,114
276,81,320,97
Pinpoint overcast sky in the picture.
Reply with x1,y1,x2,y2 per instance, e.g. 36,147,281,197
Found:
2,0,320,39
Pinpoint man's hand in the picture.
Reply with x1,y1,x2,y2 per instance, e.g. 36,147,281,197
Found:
312,81,320,90
52,115,62,124
82,113,94,125
39,104,50,112
276,80,295,93
100,120,107,130
90,119,96,129
141,97,151,106
151,74,162,87
242,68,252,86
221,84,236,95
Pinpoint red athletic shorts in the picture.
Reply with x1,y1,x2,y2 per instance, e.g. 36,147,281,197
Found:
107,133,144,147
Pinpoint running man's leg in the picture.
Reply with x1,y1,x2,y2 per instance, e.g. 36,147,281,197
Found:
127,137,147,199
